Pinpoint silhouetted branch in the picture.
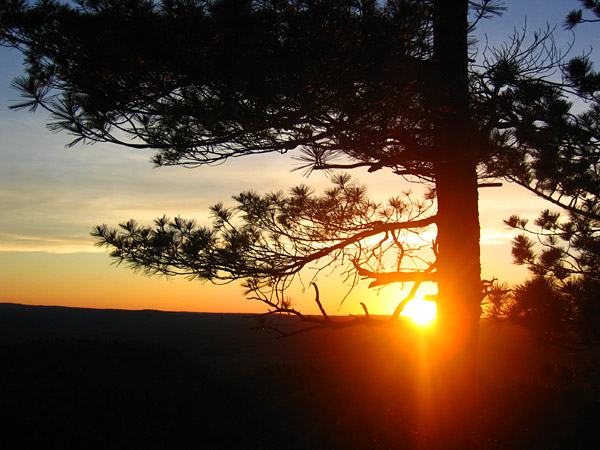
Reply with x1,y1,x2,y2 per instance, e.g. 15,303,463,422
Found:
477,182,502,188
392,282,423,319
311,283,329,322
260,314,407,338
355,265,438,288
503,174,600,222
359,302,370,318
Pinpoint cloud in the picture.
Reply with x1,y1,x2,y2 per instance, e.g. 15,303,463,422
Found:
0,234,101,254
0,108,329,253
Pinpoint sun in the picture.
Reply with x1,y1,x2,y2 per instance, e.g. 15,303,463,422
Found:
400,296,437,326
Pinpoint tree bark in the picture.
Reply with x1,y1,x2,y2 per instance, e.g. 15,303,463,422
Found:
424,1,482,449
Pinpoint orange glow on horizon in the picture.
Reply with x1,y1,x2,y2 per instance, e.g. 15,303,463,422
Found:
400,297,437,326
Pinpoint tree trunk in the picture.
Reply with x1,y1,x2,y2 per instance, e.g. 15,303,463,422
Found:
428,161,482,450
425,1,482,449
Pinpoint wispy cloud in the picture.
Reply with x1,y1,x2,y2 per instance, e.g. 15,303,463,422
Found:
0,234,101,254
0,110,331,253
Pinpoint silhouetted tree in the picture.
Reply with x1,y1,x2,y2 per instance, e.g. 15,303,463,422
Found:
487,2,600,348
487,211,600,347
2,0,583,448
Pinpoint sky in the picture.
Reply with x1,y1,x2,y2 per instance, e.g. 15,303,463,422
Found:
0,0,598,315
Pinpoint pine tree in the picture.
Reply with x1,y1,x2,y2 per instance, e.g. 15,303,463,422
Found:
489,1,600,348
2,0,575,447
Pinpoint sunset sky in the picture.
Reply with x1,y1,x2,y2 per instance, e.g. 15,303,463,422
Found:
1,0,598,315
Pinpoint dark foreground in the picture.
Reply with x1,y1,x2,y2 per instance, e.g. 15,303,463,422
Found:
0,303,598,449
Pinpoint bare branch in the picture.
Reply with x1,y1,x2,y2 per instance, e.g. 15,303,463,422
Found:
359,302,370,318
392,282,423,319
311,282,329,322
355,265,438,288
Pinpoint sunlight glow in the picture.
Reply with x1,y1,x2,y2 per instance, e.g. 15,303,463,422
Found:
400,297,437,326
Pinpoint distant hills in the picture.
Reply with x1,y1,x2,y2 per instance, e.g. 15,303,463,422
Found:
1,302,598,449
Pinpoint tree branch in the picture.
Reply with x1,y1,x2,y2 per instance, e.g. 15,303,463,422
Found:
355,265,438,288
311,282,329,322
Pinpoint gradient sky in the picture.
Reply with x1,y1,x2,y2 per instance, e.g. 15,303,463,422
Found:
0,0,598,315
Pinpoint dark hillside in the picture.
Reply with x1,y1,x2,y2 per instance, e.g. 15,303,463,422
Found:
0,303,598,449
